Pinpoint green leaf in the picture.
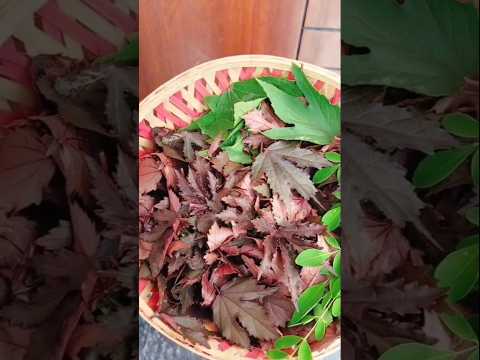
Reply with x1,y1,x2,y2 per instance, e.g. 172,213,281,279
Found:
220,125,252,164
413,145,477,188
204,95,220,111
325,152,341,163
233,97,264,124
206,91,239,112
378,343,455,360
442,113,479,138
189,92,241,138
102,35,138,65
331,297,341,317
319,289,332,308
313,165,339,185
291,64,338,129
326,235,340,250
458,234,479,249
314,304,333,324
315,321,326,341
258,68,340,145
434,243,479,302
472,149,479,187
466,207,479,226
322,206,341,231
232,76,303,101
333,253,341,277
290,284,325,325
189,112,233,139
298,340,313,360
440,313,478,343
266,350,288,359
330,278,341,298
274,335,303,349
295,249,331,267
468,349,479,360
343,0,479,96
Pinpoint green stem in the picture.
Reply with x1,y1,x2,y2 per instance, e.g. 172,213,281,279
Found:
454,345,478,358
289,298,335,359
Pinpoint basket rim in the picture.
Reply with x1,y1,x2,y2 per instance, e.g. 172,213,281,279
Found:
139,54,341,359
140,298,341,360
139,54,340,120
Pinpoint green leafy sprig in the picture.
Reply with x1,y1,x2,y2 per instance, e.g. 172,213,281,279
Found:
267,180,341,360
383,113,479,359
413,113,479,188
413,113,479,302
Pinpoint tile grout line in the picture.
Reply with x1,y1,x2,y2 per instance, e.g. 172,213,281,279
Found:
296,0,310,60
303,26,340,32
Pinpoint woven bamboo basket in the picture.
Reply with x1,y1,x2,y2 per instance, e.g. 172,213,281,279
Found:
139,55,341,360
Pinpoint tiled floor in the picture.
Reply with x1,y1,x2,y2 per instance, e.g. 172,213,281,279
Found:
140,318,198,360
298,0,341,72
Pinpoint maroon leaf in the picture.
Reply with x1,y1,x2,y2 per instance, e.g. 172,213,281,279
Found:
139,156,162,194
212,278,278,347
244,103,283,133
279,245,302,308
0,127,55,211
264,292,294,328
201,271,217,306
70,202,98,258
207,222,234,251
0,214,36,267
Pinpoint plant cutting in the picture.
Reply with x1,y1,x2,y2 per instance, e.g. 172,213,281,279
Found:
139,58,341,359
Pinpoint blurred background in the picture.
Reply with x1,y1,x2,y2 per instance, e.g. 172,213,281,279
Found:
140,0,340,99
0,0,137,123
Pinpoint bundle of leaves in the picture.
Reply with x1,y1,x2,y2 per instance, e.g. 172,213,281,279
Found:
139,65,342,358
0,48,139,359
342,1,479,359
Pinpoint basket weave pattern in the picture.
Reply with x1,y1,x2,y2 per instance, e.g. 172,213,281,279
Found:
139,55,340,151
0,0,137,119
139,55,341,360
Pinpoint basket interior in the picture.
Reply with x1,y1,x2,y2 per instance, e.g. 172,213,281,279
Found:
139,55,341,360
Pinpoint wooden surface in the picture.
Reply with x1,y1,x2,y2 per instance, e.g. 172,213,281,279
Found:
139,0,307,99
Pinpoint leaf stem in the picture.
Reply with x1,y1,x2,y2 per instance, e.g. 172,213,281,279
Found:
454,345,478,357
288,298,335,359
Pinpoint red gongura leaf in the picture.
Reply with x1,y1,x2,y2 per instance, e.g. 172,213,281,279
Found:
139,156,163,194
207,222,234,251
0,127,56,211
212,278,278,348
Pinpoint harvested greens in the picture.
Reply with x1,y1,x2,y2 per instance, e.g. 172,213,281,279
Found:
139,64,341,358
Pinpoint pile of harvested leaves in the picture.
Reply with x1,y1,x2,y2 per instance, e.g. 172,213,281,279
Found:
139,64,341,359
0,46,138,359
